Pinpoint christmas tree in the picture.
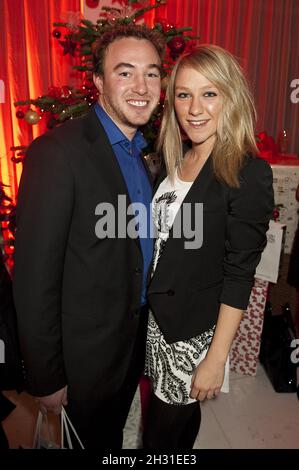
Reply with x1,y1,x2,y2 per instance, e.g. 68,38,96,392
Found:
12,0,198,161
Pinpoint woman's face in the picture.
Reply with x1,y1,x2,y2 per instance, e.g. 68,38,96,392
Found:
174,66,222,150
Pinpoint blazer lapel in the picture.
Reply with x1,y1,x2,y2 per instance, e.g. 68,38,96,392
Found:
149,156,214,288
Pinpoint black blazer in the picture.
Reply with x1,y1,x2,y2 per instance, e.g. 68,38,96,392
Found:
13,108,151,401
147,155,274,344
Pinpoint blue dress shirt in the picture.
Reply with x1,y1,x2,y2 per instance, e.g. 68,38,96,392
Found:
94,103,153,305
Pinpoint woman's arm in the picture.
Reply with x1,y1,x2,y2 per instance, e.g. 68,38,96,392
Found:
190,157,274,402
190,303,242,401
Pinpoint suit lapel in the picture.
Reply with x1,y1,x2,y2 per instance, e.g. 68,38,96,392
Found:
84,108,142,253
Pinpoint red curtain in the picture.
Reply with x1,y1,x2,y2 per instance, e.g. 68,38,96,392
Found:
0,0,298,201
0,0,83,201
155,0,299,156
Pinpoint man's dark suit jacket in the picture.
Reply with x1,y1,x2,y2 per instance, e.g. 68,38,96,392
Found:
13,108,149,404
147,155,274,344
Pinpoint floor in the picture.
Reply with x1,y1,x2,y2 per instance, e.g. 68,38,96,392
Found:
3,363,299,449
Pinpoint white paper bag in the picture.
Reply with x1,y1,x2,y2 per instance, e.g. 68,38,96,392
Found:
255,220,286,284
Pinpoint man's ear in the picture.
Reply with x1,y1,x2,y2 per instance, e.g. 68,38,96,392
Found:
93,73,103,94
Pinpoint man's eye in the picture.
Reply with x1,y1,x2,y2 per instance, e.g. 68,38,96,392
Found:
119,72,130,77
148,72,160,78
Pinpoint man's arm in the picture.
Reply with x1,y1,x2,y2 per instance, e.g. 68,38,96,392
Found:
13,134,74,398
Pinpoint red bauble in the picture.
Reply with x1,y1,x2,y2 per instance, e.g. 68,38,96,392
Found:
168,36,186,60
59,38,77,56
156,19,175,33
273,208,280,221
86,0,99,8
61,86,72,99
52,29,61,39
16,109,25,119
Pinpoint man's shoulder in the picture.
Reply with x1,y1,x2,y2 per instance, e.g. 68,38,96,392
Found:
33,107,105,148
45,110,92,142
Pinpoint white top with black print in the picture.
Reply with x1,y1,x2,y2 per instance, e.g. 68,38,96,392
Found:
145,171,229,405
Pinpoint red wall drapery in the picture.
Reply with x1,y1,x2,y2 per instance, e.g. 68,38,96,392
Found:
156,0,299,157
0,0,298,201
0,0,83,201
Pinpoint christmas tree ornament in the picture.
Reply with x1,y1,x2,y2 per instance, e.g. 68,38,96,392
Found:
86,0,99,8
52,29,61,39
24,109,39,125
61,86,72,99
168,36,186,60
273,208,280,221
86,0,100,7
16,109,25,119
59,38,77,56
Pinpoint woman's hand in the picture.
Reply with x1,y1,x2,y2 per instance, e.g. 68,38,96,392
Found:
190,356,225,402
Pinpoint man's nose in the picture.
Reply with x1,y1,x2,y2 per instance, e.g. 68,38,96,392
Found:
132,74,148,95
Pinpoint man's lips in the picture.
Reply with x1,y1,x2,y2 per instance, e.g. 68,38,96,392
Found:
126,99,149,107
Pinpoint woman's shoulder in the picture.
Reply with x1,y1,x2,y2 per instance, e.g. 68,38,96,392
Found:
240,154,273,181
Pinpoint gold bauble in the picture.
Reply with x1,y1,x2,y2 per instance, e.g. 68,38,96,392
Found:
24,109,39,125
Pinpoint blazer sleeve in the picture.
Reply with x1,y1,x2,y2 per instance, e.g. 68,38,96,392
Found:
219,157,274,310
13,134,74,396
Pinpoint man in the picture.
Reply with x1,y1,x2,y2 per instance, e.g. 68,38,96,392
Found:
13,24,165,449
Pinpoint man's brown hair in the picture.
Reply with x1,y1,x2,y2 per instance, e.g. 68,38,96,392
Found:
92,24,166,76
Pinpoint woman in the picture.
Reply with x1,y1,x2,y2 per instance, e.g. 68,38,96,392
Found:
143,45,274,449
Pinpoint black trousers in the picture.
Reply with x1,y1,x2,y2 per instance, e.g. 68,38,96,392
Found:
65,305,148,450
143,392,201,450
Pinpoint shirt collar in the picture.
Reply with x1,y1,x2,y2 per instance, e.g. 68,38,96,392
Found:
94,103,147,150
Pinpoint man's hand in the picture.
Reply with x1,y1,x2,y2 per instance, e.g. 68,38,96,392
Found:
35,386,68,415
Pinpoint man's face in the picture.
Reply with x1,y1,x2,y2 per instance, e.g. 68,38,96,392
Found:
94,37,162,139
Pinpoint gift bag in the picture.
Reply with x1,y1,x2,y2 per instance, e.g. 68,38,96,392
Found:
32,411,59,449
30,406,84,449
61,406,84,449
260,303,298,393
255,220,286,284
230,278,268,376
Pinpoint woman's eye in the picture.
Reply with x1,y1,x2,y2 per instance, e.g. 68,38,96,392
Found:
177,93,190,98
204,91,217,97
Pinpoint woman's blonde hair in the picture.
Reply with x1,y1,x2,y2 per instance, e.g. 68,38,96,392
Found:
158,44,258,187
